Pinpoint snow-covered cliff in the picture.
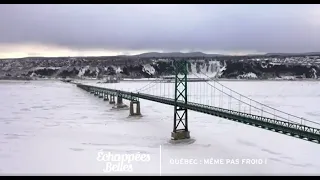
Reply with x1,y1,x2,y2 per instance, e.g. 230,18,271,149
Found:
0,55,319,80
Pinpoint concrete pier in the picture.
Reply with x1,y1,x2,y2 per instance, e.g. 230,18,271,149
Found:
103,93,109,101
171,130,190,140
109,95,115,104
94,91,98,96
98,91,103,98
117,96,123,104
112,96,128,109
129,101,141,116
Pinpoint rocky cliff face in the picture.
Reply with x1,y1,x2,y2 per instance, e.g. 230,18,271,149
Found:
0,55,319,80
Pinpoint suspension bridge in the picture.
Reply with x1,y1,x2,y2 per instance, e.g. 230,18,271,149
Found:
74,60,320,144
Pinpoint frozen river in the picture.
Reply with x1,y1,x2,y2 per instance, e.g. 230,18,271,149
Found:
0,80,320,175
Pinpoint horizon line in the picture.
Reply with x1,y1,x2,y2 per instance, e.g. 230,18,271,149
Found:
1,51,320,60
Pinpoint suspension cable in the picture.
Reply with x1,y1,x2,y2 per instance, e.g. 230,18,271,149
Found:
190,72,302,124
196,70,320,125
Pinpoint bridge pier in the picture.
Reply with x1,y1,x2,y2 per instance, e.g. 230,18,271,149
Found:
117,96,123,104
109,95,115,104
103,93,109,101
98,91,103,98
94,91,98,96
171,130,190,140
112,96,128,109
129,101,141,116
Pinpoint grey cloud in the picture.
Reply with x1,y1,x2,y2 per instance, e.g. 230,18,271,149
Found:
0,4,319,53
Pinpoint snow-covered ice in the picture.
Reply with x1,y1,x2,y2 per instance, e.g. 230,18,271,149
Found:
0,80,320,175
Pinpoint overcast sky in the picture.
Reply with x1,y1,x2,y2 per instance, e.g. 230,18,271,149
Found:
0,4,320,58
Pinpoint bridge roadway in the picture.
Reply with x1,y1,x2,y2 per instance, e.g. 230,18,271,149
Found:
76,83,320,144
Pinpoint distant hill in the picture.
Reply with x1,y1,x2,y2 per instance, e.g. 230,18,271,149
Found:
134,51,320,58
2,51,320,60
265,52,320,56
133,52,225,58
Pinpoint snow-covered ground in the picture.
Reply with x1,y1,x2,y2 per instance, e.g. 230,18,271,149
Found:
0,80,320,175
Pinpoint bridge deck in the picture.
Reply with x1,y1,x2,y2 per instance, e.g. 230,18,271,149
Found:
76,83,320,144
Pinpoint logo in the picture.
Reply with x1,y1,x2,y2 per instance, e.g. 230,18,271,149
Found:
96,151,151,173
